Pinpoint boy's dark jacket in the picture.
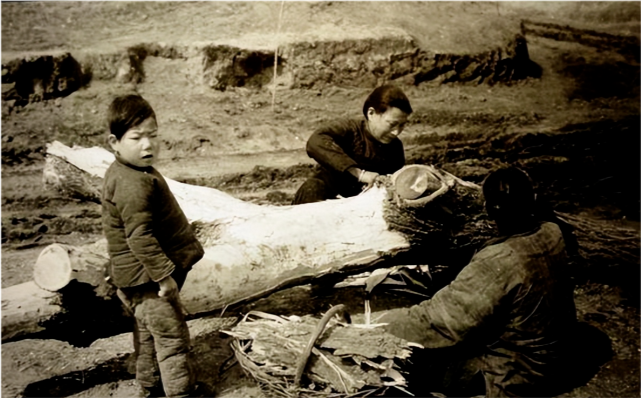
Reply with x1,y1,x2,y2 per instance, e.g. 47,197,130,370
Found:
101,157,204,288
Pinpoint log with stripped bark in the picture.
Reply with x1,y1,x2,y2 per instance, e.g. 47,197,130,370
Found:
2,141,487,342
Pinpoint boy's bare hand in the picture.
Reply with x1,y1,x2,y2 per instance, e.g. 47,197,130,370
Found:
158,275,179,300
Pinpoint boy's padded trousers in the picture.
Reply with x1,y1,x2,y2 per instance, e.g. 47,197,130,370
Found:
134,293,192,397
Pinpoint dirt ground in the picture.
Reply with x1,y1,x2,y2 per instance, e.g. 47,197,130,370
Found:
1,2,640,397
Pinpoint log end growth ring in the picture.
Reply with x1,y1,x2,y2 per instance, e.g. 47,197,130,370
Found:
34,244,72,291
392,165,444,200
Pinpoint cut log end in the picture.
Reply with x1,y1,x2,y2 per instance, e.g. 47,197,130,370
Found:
34,244,72,291
392,164,443,200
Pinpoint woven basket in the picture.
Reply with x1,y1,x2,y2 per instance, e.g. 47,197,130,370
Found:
231,339,382,398
226,310,413,398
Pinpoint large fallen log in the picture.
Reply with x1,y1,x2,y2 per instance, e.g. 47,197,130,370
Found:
2,141,486,342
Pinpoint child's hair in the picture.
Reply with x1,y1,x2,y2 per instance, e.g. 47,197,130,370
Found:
362,85,413,119
108,94,156,140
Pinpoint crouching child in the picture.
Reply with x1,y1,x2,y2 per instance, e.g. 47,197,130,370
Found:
102,94,205,398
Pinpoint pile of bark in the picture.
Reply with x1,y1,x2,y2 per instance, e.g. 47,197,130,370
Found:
224,308,419,397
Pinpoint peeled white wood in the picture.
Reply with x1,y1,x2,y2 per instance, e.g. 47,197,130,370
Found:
1,282,62,341
43,143,412,314
33,244,72,291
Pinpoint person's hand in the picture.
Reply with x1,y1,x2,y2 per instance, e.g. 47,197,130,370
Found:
158,275,179,300
358,170,380,190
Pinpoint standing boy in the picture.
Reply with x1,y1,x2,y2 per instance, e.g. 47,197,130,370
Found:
102,94,204,398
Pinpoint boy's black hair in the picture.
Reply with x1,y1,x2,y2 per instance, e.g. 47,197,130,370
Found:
483,167,535,222
108,94,156,140
362,84,413,119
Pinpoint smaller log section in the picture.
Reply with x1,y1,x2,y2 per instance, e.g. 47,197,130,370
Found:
33,240,113,297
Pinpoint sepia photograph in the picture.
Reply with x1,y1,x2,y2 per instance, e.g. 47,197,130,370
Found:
1,2,639,397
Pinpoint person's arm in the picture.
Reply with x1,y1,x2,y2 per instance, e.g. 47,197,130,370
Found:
307,124,380,185
346,166,379,186
116,174,177,286
379,247,516,348
306,122,360,175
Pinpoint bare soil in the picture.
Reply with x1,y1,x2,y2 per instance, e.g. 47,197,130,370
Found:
2,2,639,397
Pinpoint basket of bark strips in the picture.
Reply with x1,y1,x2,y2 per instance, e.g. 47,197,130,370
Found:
224,305,421,398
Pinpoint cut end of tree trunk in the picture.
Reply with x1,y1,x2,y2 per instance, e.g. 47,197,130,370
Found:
33,244,72,291
392,164,445,200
